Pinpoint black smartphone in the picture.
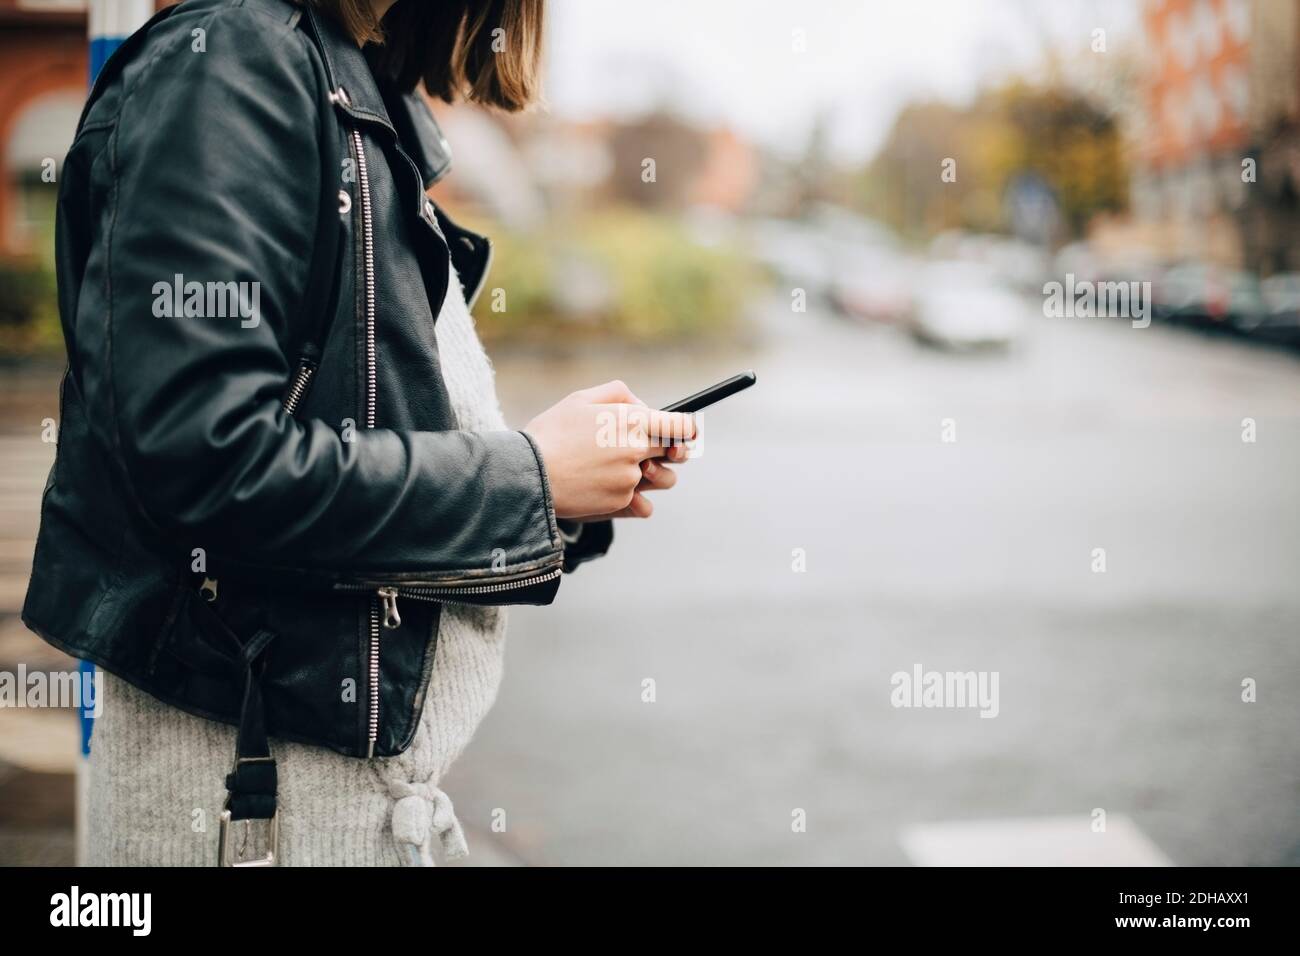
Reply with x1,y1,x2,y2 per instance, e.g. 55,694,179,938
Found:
661,370,757,413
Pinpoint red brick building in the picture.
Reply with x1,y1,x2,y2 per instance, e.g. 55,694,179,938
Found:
1131,0,1300,269
0,0,90,258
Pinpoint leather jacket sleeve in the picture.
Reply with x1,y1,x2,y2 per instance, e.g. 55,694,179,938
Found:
77,12,563,589
557,519,613,572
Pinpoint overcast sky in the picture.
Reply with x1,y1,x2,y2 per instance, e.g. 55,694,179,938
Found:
544,0,1142,163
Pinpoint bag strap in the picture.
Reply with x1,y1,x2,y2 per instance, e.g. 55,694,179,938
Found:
217,626,280,866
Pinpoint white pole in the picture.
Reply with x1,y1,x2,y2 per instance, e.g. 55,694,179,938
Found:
88,0,156,82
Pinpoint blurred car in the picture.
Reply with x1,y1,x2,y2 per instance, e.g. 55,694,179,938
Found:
929,229,981,262
908,262,1027,350
1153,263,1266,330
808,203,901,251
753,206,911,322
749,217,834,303
1092,255,1167,324
983,237,1051,294
929,232,1049,293
828,248,919,324
1237,273,1300,346
1052,240,1101,286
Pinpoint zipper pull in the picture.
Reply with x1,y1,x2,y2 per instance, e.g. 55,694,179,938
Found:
377,587,401,629
281,356,317,415
199,577,219,602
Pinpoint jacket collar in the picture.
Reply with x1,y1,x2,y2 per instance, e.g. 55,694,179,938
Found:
382,84,454,189
300,5,453,188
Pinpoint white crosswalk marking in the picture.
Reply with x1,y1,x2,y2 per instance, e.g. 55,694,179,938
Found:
901,815,1173,866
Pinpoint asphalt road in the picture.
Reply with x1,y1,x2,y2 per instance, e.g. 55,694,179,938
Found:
444,298,1300,866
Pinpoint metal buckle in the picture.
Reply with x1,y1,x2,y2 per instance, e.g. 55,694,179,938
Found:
218,754,279,867
218,807,279,867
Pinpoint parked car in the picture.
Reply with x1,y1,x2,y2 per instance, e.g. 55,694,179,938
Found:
1237,273,1300,346
908,262,1027,350
983,237,1051,294
929,232,1049,293
828,247,919,324
749,217,835,304
1153,263,1266,330
1052,240,1102,286
750,209,903,314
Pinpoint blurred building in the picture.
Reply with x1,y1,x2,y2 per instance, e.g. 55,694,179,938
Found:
1131,0,1300,270
0,1,187,262
432,105,759,224
687,126,760,213
0,0,89,259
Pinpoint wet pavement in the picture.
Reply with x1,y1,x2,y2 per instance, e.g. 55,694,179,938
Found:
446,298,1300,866
2,296,1298,865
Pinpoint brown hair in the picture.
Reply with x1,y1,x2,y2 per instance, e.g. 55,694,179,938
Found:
305,0,545,112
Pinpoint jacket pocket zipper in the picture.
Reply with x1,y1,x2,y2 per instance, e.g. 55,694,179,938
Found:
281,357,316,415
366,593,382,757
351,566,561,758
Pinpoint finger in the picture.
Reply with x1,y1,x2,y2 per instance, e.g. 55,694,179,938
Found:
643,439,694,463
624,491,653,518
620,409,696,458
648,443,690,463
580,379,641,405
639,459,677,490
644,409,696,441
581,490,655,520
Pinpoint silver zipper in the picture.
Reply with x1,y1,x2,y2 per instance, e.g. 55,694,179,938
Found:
384,566,563,621
348,112,383,758
341,102,517,758
281,359,315,415
359,565,559,757
377,585,401,629
340,564,563,631
353,127,377,431
366,593,382,758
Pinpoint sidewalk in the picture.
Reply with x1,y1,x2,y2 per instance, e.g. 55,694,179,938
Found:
0,395,76,865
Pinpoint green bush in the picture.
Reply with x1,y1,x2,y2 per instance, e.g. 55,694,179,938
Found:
0,258,60,356
469,207,757,346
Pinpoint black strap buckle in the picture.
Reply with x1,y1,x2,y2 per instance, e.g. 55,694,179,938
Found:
216,626,280,867
219,769,279,868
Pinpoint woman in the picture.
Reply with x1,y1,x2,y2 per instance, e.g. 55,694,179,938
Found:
23,0,695,865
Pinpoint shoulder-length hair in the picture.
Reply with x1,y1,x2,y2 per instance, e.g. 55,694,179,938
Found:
305,0,545,112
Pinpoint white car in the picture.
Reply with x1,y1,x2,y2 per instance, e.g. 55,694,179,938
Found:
909,263,1027,349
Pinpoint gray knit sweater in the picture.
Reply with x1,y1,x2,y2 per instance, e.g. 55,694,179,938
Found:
86,265,510,866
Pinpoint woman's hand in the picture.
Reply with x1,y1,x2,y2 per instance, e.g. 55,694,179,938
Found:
524,380,696,520
572,442,691,520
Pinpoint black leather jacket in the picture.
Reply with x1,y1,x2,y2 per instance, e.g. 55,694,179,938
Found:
23,0,610,768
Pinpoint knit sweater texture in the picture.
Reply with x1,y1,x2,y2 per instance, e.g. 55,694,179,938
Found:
85,264,509,866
